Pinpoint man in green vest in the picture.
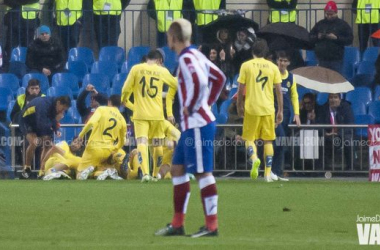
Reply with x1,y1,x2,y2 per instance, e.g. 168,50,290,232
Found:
3,0,40,61
147,0,195,47
193,0,226,44
352,0,380,52
267,0,298,23
92,0,130,49
47,0,83,53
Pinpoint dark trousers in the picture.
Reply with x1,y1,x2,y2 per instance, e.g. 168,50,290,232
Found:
273,110,291,176
157,31,167,47
93,14,121,49
57,21,81,53
358,23,380,53
318,60,343,75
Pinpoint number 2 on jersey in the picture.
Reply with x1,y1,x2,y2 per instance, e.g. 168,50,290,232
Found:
103,118,117,138
139,76,158,98
256,70,268,91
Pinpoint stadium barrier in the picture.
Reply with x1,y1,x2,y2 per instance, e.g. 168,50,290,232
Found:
4,123,371,178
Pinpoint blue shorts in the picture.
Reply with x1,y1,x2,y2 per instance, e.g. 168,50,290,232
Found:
172,122,216,174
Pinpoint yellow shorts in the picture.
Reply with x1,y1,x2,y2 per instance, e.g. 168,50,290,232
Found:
78,147,113,172
242,113,275,141
134,120,165,140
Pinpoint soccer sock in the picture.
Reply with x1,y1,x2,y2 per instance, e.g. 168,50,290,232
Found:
152,146,163,178
171,175,190,228
127,152,140,180
137,144,149,176
264,143,274,177
199,175,218,231
245,140,257,163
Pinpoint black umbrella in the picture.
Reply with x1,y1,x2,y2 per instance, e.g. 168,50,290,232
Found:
257,22,312,50
202,15,259,43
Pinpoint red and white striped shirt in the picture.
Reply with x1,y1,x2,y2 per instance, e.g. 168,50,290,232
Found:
177,47,226,131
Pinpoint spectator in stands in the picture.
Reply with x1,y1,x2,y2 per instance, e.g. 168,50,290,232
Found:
3,0,40,63
147,0,195,47
47,0,83,53
26,25,66,80
232,27,256,74
300,93,317,124
309,1,353,74
76,84,108,123
193,0,226,44
215,28,235,79
20,95,71,179
92,0,131,49
267,0,298,23
316,93,354,169
352,0,380,53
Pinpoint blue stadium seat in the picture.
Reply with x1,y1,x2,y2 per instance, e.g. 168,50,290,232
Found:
67,60,88,82
351,102,366,116
0,73,20,97
374,85,380,100
17,87,25,96
6,100,15,123
56,126,81,143
228,87,238,99
112,73,127,89
351,60,376,86
52,73,79,97
127,46,150,69
109,87,122,95
0,87,14,111
368,101,380,123
355,114,375,138
91,61,118,83
316,92,329,105
10,47,27,63
47,86,73,100
22,73,49,94
121,61,129,74
342,46,360,80
68,47,95,70
99,46,126,69
362,47,380,62
67,106,81,124
231,74,239,88
305,50,317,66
160,46,178,74
345,87,372,107
82,73,110,93
297,86,314,101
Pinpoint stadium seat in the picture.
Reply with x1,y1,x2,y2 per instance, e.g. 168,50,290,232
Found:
342,46,360,80
112,73,127,89
68,47,95,70
374,85,380,100
368,101,380,123
91,61,118,83
67,60,88,82
47,86,73,100
10,47,27,63
82,73,110,93
127,46,150,69
99,46,126,69
362,47,380,62
109,87,122,95
160,46,178,74
121,61,129,74
355,114,375,138
228,87,238,99
67,106,81,124
0,73,20,97
17,87,25,96
316,92,329,105
0,87,14,111
6,100,15,123
351,60,376,86
297,86,314,101
22,73,49,94
345,87,372,107
305,50,317,66
351,102,366,116
52,73,79,97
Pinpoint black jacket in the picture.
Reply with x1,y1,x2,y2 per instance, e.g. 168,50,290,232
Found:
76,89,92,122
309,17,353,61
267,0,297,9
26,37,65,73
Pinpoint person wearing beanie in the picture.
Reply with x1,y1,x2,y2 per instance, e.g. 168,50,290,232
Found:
309,1,353,74
26,25,66,80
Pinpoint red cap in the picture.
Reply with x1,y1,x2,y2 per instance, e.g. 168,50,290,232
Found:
324,1,338,13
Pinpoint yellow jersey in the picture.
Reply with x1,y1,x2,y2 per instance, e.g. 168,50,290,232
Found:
238,57,282,116
121,62,177,120
79,106,127,149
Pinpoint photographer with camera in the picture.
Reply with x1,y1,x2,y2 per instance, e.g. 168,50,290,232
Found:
309,1,353,74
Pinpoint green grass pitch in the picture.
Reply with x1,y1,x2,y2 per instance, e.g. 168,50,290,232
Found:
0,179,377,249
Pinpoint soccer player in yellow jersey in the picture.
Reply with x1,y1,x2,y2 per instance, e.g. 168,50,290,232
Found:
76,95,127,180
121,49,177,182
237,39,283,182
41,137,83,180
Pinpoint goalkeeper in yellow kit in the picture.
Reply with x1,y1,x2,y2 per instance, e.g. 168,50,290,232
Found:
76,95,127,180
121,49,177,182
